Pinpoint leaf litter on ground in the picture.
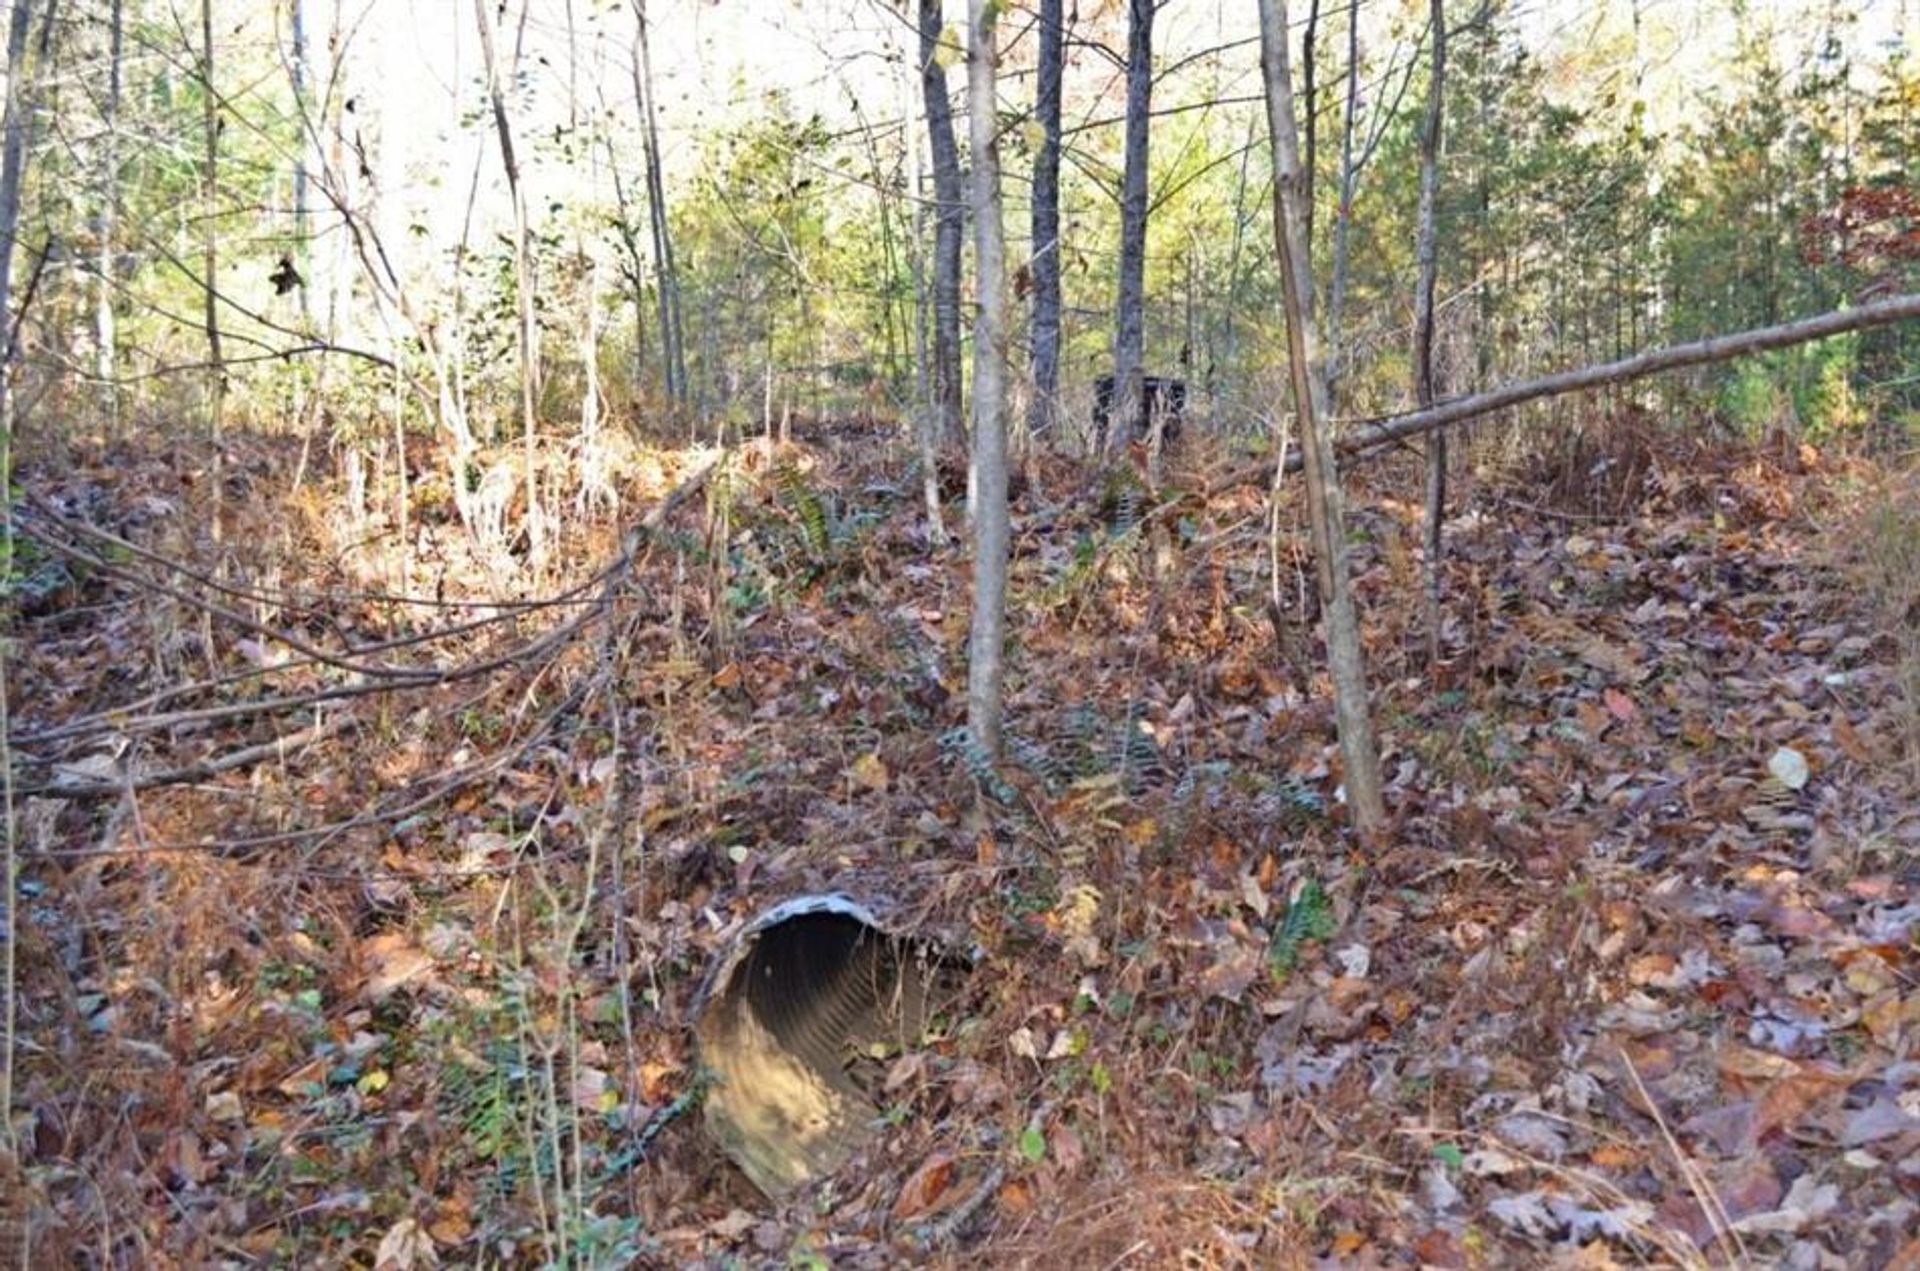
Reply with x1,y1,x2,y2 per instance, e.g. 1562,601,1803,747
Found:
8,428,1920,1266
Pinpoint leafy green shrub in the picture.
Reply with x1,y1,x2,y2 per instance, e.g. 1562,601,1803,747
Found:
1718,334,1862,440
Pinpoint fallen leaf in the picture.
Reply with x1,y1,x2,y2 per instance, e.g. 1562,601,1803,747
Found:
425,1200,471,1246
1410,1229,1466,1268
1589,1143,1640,1169
375,1216,438,1270
361,933,435,1002
1495,1112,1569,1160
1240,871,1271,920
1767,746,1810,790
1196,944,1262,1002
1328,1231,1368,1256
848,751,888,793
1832,715,1874,763
571,1065,612,1112
1603,687,1639,722
1729,1173,1839,1234
1842,1098,1920,1146
1488,1192,1556,1237
890,1152,957,1221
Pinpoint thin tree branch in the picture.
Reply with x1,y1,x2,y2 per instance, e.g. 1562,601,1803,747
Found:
1338,294,1920,457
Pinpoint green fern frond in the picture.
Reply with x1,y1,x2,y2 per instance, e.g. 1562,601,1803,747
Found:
1268,878,1334,978
1005,732,1067,791
1256,778,1328,828
941,728,1016,803
1114,702,1163,787
1171,760,1232,805
1037,532,1105,611
775,460,832,560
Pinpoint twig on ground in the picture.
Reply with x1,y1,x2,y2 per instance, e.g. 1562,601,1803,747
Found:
19,711,359,798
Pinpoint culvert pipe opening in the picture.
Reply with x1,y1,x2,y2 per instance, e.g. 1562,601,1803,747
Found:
692,894,966,1197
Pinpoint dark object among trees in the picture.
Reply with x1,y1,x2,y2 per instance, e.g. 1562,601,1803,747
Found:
1093,373,1186,445
269,253,304,295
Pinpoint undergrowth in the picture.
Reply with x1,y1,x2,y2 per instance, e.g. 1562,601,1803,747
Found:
1848,467,1920,770
9,419,1920,1265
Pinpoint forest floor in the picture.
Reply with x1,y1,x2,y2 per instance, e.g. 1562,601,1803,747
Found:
7,413,1920,1268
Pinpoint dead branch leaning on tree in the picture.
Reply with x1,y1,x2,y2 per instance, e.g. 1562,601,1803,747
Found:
1259,0,1389,836
1195,293,1920,497
1339,293,1920,458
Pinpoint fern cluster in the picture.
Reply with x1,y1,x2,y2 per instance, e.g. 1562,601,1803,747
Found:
941,728,1016,803
1268,878,1334,977
774,459,833,561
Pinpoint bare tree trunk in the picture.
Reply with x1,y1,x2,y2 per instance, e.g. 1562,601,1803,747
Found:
1472,4,1492,392
1302,0,1320,253
0,0,35,365
200,0,224,435
1027,0,1064,441
848,93,906,389
474,0,542,559
1258,0,1388,837
1325,0,1359,401
603,141,650,392
919,0,963,448
1414,0,1446,662
93,0,120,386
574,37,606,514
631,0,685,405
1108,0,1153,457
288,0,311,324
965,0,1008,761
323,0,352,355
901,35,945,545
0,0,27,1162
1216,116,1256,408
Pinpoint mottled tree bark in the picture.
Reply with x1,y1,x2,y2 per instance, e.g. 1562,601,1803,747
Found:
919,0,964,448
94,0,121,379
964,0,1008,760
474,0,541,557
632,0,685,404
901,35,946,544
1027,0,1064,440
1414,0,1447,661
1108,0,1153,456
0,0,33,1143
0,0,27,1151
1302,0,1320,252
200,0,224,434
1325,0,1359,401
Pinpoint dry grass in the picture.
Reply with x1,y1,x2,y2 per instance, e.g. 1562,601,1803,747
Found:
1844,464,1920,772
979,1172,1312,1269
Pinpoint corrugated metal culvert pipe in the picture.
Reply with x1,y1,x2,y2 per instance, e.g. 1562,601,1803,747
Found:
692,894,969,1197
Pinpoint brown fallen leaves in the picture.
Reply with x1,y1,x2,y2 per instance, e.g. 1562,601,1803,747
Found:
14,431,1920,1266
